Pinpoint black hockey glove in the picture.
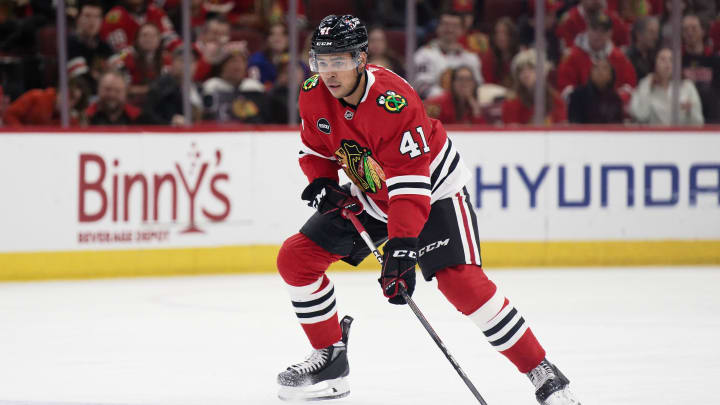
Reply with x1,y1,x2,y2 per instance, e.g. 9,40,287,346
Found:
379,237,418,305
301,178,362,217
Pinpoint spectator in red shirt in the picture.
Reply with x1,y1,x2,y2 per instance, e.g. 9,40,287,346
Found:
100,0,177,52
194,15,232,81
478,17,519,89
425,65,486,125
568,58,625,123
2,79,89,126
556,0,631,49
501,49,567,125
710,18,720,54
556,14,637,102
86,71,141,125
111,23,165,104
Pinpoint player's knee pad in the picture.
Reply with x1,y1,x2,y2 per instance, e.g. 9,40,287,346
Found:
436,264,498,316
277,233,338,287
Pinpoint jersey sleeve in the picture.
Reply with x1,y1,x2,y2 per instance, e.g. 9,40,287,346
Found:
375,102,432,239
298,94,339,183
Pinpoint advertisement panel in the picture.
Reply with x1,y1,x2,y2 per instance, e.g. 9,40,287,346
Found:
0,130,718,278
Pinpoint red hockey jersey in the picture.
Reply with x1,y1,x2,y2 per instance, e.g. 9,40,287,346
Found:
100,4,177,52
555,6,630,48
298,65,471,239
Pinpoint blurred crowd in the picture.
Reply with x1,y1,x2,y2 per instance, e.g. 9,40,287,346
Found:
0,0,717,127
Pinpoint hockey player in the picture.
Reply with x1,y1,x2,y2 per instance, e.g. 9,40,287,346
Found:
276,14,581,405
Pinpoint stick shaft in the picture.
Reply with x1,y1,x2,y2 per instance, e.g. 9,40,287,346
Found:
341,209,488,405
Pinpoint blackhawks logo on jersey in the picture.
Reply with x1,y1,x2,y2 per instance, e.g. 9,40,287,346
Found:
302,75,319,92
376,90,407,113
335,140,386,193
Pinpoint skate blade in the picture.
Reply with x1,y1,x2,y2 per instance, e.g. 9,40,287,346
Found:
543,387,581,405
278,377,350,402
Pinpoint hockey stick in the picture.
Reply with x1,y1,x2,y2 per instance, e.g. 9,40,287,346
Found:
341,209,489,405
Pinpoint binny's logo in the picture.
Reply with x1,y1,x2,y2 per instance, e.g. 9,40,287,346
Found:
78,143,231,234
317,118,331,134
418,238,450,257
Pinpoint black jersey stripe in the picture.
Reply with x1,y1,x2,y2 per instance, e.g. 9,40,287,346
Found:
387,182,433,192
483,307,518,337
463,187,482,266
295,300,337,319
291,286,335,308
489,318,526,347
432,153,461,193
430,139,453,187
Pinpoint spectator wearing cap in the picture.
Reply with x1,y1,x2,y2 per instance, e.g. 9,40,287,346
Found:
413,9,482,99
248,22,290,89
68,0,115,93
556,14,637,102
681,14,720,123
3,78,89,127
425,65,486,125
140,45,203,126
201,43,268,123
110,23,165,105
568,58,624,123
630,47,703,125
367,26,405,78
476,17,518,89
100,0,177,52
86,71,141,125
555,0,631,49
625,16,660,82
501,49,567,125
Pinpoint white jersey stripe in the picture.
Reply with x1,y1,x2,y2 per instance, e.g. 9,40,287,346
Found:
386,175,430,186
299,144,335,160
388,188,432,199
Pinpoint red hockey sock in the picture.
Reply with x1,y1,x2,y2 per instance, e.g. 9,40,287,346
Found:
277,233,344,349
436,264,545,373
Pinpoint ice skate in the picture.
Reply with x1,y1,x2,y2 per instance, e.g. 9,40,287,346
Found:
527,359,581,405
277,315,353,401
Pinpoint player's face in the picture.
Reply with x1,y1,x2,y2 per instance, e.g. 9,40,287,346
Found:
316,53,362,98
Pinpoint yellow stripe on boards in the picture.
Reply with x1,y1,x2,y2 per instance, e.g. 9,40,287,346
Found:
0,241,719,281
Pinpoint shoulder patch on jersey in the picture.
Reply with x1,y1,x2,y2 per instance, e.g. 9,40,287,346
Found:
335,140,386,193
106,9,121,23
302,75,319,92
376,90,407,113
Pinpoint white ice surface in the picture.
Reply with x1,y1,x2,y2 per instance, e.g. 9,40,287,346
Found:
0,267,719,405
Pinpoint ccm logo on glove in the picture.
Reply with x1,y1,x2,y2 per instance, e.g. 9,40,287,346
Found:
392,250,417,259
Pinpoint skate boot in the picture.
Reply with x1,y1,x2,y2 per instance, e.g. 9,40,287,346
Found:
277,315,353,401
527,358,581,405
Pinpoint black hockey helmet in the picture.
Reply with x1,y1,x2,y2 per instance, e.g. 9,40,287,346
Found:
309,15,368,72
